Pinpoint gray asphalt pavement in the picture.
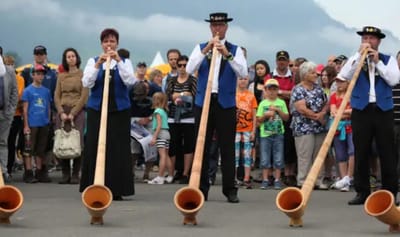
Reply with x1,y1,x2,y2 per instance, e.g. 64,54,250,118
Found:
0,169,394,236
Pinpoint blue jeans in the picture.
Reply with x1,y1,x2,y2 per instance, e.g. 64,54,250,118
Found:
260,134,284,169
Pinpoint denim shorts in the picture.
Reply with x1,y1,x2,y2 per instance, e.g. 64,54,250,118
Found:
333,133,354,162
259,134,284,169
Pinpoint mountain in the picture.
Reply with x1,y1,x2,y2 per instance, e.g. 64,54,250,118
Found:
0,0,398,67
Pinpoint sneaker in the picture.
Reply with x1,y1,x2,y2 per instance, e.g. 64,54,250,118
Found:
165,175,174,184
148,176,164,184
244,180,253,189
318,182,329,190
340,183,350,192
260,180,270,189
274,180,283,190
332,176,350,190
235,179,243,186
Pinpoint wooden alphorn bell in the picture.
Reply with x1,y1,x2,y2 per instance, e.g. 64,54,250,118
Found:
174,39,219,225
276,49,368,227
365,190,400,232
0,165,24,224
81,55,113,225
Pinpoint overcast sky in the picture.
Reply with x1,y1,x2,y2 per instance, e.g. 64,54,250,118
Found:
0,0,399,67
315,0,400,39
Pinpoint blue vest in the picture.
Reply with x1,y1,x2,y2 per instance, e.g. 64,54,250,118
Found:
87,58,130,111
195,41,238,108
351,53,393,111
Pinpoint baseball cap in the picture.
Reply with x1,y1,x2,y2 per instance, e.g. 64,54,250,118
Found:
316,64,324,75
276,50,289,60
335,75,347,82
264,78,280,88
33,45,47,55
32,64,46,73
334,55,347,63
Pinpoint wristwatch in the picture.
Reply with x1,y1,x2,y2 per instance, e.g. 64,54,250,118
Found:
226,53,234,61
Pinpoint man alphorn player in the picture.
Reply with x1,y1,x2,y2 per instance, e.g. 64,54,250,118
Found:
339,26,400,205
186,12,248,203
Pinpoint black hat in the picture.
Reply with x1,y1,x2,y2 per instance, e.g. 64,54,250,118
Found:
276,50,290,60
33,45,47,55
136,62,147,67
357,26,386,39
205,12,233,23
334,54,348,63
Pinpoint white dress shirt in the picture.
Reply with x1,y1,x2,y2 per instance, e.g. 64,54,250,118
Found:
0,56,6,77
82,57,136,88
339,51,400,102
186,39,248,93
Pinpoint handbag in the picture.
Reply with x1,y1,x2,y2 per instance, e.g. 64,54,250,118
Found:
53,120,81,159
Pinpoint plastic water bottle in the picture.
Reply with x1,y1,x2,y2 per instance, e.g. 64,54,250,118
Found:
24,133,32,154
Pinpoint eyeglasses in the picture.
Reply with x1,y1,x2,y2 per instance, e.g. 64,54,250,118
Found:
177,63,187,68
238,78,248,80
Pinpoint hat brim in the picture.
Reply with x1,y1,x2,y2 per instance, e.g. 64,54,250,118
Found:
32,69,46,73
265,84,279,88
205,18,233,23
276,56,289,60
357,31,386,39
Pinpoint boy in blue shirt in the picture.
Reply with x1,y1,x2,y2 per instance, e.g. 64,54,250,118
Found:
22,64,52,183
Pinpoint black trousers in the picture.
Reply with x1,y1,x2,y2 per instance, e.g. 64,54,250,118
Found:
352,104,398,197
194,95,237,199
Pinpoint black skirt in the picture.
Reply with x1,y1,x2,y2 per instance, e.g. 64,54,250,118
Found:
79,108,134,196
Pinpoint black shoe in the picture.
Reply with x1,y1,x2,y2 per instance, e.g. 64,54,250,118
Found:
113,196,123,201
70,175,80,184
244,180,253,189
173,172,183,182
200,189,208,201
36,169,52,183
227,194,240,203
58,175,70,184
348,193,369,205
23,170,38,183
179,175,189,184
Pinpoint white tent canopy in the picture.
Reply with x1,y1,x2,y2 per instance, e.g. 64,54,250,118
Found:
150,51,165,67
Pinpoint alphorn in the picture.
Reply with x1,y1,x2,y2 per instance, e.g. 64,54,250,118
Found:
276,49,368,227
174,39,219,225
82,55,113,225
0,166,23,224
365,190,400,232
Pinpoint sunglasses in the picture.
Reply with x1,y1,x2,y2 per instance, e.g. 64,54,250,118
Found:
177,63,187,68
289,64,294,67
